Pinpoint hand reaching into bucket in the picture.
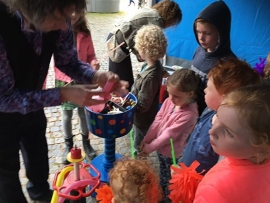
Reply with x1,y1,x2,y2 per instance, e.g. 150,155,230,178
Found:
90,59,100,71
60,84,109,106
92,71,129,96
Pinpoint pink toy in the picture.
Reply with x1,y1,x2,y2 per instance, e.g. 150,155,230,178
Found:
89,96,105,113
71,146,82,159
102,81,114,99
89,81,114,113
52,147,101,203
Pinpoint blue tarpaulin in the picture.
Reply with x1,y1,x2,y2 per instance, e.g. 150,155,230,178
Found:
165,0,270,67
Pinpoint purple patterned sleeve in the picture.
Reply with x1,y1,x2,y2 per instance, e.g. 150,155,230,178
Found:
54,22,96,84
0,36,62,114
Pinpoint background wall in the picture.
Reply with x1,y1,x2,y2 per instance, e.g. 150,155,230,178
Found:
165,0,270,67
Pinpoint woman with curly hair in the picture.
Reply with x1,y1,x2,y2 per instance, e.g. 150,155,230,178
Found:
130,24,167,158
107,0,182,90
109,158,162,203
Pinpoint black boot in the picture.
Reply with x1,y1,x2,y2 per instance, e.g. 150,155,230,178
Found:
62,137,73,165
82,134,96,160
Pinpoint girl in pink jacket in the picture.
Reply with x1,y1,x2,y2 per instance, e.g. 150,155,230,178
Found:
194,85,270,203
141,69,200,201
54,11,100,164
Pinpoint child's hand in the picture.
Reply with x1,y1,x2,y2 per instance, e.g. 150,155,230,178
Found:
138,143,148,157
137,151,148,158
170,164,181,176
91,59,100,71
140,142,145,151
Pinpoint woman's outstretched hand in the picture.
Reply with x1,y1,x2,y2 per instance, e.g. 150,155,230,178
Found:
60,71,129,106
60,84,106,106
92,71,129,96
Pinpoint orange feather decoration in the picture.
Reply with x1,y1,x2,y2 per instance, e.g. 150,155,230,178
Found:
95,184,113,203
169,160,204,203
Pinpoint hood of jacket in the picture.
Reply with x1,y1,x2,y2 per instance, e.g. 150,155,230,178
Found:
193,1,232,57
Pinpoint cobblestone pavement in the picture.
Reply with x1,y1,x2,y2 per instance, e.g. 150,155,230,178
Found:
19,1,159,202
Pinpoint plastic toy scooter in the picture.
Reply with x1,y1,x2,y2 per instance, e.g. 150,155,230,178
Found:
51,146,101,203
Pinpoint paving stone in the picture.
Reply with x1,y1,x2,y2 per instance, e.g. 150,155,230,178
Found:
47,138,55,145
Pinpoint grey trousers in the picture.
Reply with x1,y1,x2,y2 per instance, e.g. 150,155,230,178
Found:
62,107,88,139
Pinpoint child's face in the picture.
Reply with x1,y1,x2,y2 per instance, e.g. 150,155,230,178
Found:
167,84,193,107
70,11,81,25
138,50,146,61
204,77,223,110
209,105,256,160
196,22,219,52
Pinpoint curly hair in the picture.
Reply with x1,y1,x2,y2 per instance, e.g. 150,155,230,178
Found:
167,69,200,99
134,24,167,61
2,0,86,24
222,85,270,152
263,53,270,79
109,158,162,203
152,0,182,27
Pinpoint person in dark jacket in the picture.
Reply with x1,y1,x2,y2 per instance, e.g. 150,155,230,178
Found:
190,1,236,115
0,0,127,202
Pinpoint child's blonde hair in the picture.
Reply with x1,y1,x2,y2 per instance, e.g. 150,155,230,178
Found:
134,24,167,61
167,68,200,99
109,158,162,203
222,85,270,153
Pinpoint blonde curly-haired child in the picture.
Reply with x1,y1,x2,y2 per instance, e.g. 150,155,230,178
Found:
131,24,167,155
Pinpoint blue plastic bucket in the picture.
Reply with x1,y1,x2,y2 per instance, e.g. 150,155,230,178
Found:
85,93,137,139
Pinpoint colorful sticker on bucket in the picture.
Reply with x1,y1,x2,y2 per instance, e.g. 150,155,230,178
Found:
91,119,96,125
108,130,113,134
95,129,102,135
120,128,126,134
98,115,103,119
109,119,116,125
